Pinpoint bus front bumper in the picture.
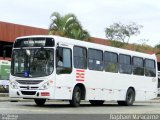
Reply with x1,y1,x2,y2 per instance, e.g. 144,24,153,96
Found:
9,88,53,99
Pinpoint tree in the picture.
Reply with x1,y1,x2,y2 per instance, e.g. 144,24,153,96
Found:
49,12,90,41
155,43,160,49
105,22,143,47
69,27,90,41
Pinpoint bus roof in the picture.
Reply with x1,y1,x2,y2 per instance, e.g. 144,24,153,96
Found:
15,35,156,60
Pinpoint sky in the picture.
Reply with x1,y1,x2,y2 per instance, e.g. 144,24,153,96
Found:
0,0,160,46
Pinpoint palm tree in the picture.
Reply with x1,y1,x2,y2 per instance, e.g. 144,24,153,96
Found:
49,12,90,41
70,27,90,41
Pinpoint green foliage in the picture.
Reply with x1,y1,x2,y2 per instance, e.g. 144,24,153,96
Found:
111,40,124,48
155,44,160,49
132,43,153,52
49,12,90,41
105,22,143,46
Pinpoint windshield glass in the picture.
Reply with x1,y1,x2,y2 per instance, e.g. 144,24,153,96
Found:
11,48,54,77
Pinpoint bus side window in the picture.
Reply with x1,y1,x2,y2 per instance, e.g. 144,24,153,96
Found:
133,57,144,76
119,54,132,74
145,59,156,77
73,46,87,69
104,51,118,73
56,47,72,74
88,48,103,71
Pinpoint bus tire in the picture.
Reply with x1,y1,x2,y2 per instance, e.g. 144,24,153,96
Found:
69,86,81,107
34,99,46,106
117,88,135,106
89,100,104,106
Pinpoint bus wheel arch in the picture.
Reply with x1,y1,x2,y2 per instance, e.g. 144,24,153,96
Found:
74,83,86,100
117,87,135,106
128,87,136,99
69,83,86,107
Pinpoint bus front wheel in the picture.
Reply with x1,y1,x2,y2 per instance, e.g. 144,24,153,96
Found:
117,88,135,106
34,99,46,106
69,86,81,107
89,100,104,106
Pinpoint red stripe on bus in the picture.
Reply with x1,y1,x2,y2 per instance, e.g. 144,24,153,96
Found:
76,79,84,82
76,76,84,78
76,73,84,76
76,73,84,75
76,69,85,72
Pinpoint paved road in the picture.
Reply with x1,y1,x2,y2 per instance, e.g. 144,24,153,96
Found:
1,101,160,120
0,100,160,114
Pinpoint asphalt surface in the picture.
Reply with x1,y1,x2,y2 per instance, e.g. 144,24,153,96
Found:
1,94,160,120
1,100,160,114
1,98,160,120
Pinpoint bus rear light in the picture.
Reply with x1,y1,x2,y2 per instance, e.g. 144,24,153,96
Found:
41,92,50,96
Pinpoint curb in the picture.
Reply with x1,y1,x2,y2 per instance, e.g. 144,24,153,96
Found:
0,93,8,97
0,97,34,102
0,93,33,102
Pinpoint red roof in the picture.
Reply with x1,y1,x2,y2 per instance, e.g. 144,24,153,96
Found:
0,21,48,42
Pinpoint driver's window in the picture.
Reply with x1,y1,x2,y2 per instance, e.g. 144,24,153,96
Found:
56,47,72,74
63,49,71,68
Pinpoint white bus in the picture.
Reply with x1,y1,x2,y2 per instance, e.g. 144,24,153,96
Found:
9,35,157,107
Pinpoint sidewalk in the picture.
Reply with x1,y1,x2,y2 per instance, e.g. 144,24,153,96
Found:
0,93,33,102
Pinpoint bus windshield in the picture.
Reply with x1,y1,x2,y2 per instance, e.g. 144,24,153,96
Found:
11,48,54,77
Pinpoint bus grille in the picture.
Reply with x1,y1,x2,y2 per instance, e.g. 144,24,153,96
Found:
20,86,39,89
16,80,43,85
21,91,36,95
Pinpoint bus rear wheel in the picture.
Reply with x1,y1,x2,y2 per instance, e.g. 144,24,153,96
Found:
69,86,81,107
89,100,104,106
34,99,46,106
117,88,135,106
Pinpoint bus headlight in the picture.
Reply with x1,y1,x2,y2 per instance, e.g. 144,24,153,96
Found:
39,81,50,90
10,81,18,89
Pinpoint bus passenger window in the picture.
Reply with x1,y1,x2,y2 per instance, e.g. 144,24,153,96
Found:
133,57,144,76
145,59,156,77
119,54,132,74
88,49,103,71
73,46,87,69
104,52,118,73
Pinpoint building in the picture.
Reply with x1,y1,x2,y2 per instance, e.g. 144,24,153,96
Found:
0,21,48,60
0,21,160,65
